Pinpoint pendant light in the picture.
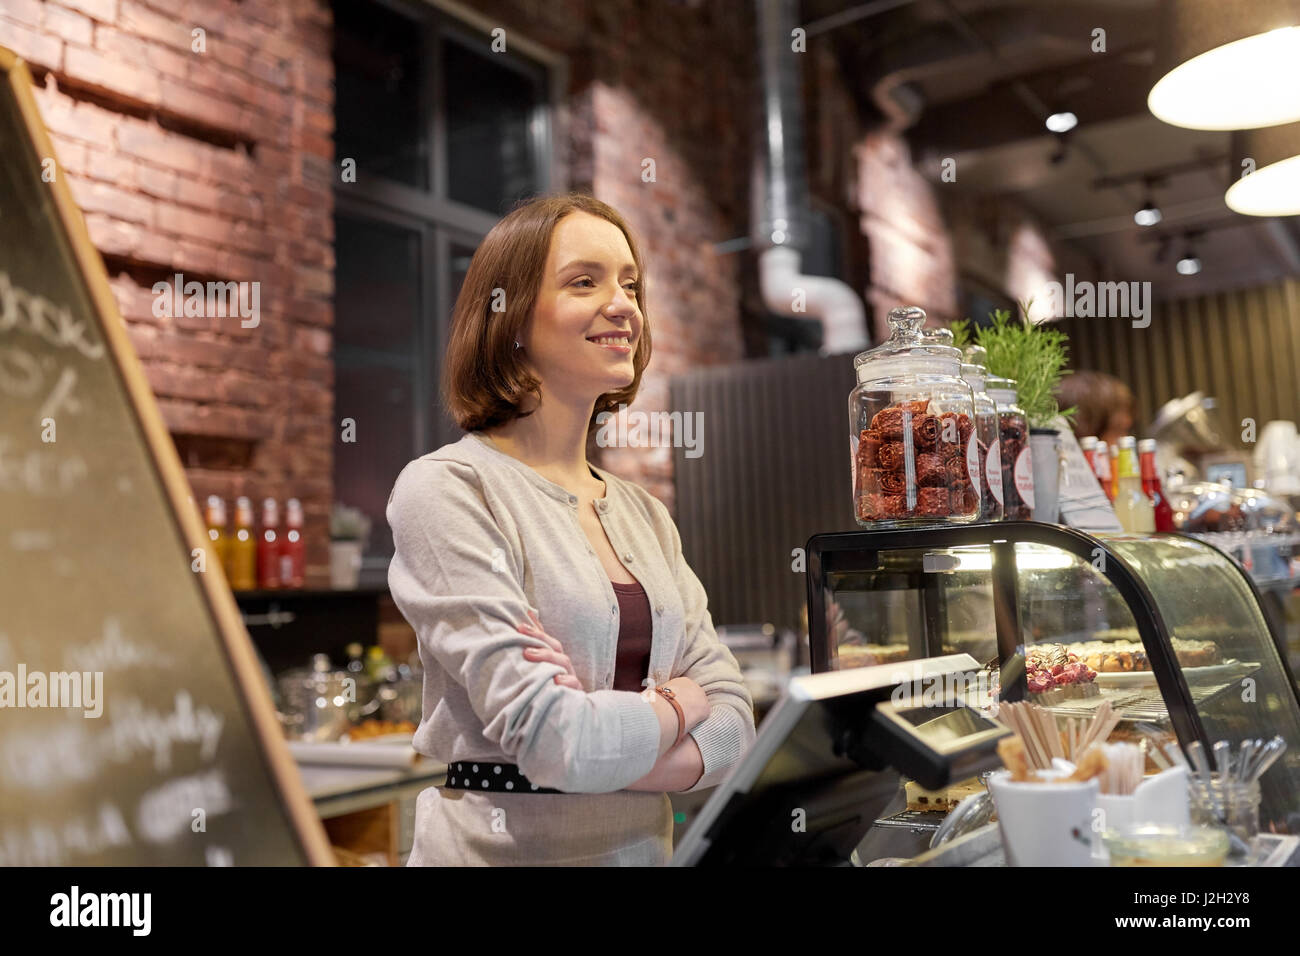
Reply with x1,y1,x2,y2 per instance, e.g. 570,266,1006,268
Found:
1148,0,1300,131
1226,120,1300,216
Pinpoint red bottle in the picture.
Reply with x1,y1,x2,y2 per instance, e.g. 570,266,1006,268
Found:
1080,436,1098,473
1093,440,1115,502
1138,439,1175,532
279,497,305,588
257,497,281,589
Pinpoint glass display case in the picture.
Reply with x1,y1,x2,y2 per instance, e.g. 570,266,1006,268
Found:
806,521,1300,834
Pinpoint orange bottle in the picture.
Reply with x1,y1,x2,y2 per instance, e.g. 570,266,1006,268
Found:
203,496,229,580
228,496,258,590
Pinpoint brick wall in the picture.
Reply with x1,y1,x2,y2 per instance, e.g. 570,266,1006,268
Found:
494,0,756,510
2,0,337,580
855,128,1093,335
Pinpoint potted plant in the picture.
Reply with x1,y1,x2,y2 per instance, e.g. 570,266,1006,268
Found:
329,503,371,589
953,304,1076,522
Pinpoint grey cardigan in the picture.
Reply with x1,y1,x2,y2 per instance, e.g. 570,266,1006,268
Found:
386,430,756,865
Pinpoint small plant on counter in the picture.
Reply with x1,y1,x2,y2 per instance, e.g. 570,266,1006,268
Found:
951,302,1076,430
330,503,371,543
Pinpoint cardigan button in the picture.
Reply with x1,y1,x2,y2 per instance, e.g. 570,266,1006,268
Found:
623,552,633,563
655,603,664,614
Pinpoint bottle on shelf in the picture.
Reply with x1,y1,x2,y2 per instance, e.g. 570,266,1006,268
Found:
1138,439,1176,532
1079,435,1097,471
1108,442,1120,501
257,497,282,589
203,496,229,580
1093,440,1115,502
280,497,305,588
1114,436,1156,533
228,496,258,591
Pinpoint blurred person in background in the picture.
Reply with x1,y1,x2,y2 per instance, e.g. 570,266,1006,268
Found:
1057,370,1135,446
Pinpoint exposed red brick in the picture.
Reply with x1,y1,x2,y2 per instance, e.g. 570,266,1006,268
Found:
1,16,64,71
44,5,94,45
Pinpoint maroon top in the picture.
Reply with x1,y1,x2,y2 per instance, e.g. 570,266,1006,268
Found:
610,578,653,692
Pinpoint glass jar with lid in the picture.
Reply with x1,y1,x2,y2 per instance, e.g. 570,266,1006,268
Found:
849,306,979,527
985,376,1034,520
958,358,1004,521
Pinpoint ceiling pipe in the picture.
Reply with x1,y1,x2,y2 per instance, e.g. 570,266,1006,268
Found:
752,0,868,354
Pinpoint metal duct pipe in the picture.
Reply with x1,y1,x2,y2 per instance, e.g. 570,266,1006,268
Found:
752,0,869,354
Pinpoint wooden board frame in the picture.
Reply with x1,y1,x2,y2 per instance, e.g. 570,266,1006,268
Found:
0,47,335,867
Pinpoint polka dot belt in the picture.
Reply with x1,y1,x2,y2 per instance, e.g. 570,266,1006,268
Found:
443,761,563,794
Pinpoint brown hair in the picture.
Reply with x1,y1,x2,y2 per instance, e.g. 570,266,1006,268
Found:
1056,370,1135,439
442,192,653,435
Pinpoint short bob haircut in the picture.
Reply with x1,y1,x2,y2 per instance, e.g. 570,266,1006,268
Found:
442,192,652,435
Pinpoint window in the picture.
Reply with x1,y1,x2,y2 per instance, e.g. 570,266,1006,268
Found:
332,0,552,579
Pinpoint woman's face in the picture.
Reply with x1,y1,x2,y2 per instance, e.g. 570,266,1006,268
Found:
519,211,643,408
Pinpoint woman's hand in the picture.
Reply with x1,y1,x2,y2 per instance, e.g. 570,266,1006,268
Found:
660,676,710,729
518,609,583,690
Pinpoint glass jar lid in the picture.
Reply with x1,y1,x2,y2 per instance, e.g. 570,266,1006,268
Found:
964,343,990,366
922,326,955,347
960,362,988,390
986,375,1018,404
853,306,963,383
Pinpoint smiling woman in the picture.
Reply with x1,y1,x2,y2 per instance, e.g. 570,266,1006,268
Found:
387,193,756,866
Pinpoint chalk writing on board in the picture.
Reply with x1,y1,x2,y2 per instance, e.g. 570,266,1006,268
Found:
64,616,177,672
0,690,225,789
0,801,132,866
0,435,88,496
136,769,233,844
0,270,104,361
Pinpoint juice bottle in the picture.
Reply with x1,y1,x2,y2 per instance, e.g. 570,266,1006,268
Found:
1138,439,1176,532
257,497,282,589
280,497,305,588
1114,437,1155,532
228,496,258,590
203,496,229,580
1093,441,1115,502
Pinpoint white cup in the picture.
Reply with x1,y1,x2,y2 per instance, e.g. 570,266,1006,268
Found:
1091,765,1191,861
988,769,1099,866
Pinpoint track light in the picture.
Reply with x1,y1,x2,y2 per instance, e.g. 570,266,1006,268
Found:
1176,235,1202,276
1045,111,1078,133
1134,202,1162,227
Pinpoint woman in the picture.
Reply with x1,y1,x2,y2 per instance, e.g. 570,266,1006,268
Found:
387,193,757,866
1056,370,1135,448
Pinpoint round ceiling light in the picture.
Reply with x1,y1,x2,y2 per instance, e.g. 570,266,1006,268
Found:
1226,120,1300,215
1149,1,1300,130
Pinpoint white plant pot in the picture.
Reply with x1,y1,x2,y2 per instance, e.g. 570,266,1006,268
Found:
330,540,363,589
1029,431,1062,523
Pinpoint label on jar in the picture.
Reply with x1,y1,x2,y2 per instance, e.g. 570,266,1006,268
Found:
965,433,981,497
849,434,859,494
986,440,1004,506
1014,446,1036,510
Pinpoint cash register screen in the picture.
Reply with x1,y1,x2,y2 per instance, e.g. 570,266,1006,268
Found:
893,705,1001,747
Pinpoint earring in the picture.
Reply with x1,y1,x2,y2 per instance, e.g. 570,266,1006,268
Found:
514,341,521,350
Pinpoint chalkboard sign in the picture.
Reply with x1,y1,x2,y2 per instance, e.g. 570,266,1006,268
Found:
0,49,333,865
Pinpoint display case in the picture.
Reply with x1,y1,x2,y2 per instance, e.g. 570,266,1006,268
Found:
806,522,1300,835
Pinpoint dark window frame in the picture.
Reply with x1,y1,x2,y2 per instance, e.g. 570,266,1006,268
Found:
332,0,555,579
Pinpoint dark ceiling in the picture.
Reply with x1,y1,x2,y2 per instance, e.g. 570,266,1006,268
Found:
805,0,1300,300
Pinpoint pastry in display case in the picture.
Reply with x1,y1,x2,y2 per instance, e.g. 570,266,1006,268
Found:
805,521,1300,841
